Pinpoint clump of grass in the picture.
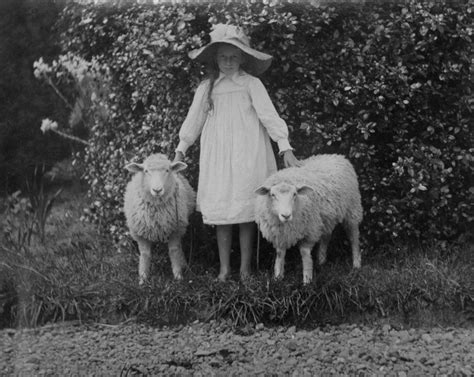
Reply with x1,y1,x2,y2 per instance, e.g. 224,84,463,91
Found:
1,182,472,329
133,243,472,329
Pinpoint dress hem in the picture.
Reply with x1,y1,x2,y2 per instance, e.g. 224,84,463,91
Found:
198,211,256,226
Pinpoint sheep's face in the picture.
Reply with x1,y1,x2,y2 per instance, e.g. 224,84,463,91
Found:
256,182,313,223
126,156,187,198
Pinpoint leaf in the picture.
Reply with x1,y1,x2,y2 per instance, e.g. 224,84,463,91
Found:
375,25,384,35
142,49,154,58
300,122,310,130
177,20,186,32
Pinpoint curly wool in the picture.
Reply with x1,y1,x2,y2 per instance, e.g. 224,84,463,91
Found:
124,156,196,243
255,154,363,250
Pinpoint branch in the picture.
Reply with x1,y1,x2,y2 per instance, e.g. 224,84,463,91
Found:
51,129,90,146
46,77,75,111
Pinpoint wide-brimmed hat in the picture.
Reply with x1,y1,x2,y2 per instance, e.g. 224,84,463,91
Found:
189,24,273,76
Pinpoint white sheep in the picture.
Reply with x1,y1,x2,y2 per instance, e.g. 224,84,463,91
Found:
124,153,196,284
255,154,362,284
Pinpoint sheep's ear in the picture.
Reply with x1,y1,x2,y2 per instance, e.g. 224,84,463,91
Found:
171,161,187,172
296,185,313,195
255,186,270,195
125,162,144,173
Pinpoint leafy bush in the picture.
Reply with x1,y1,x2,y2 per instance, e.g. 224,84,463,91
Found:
55,1,472,249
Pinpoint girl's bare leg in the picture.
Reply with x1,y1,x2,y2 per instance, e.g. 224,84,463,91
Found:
239,222,255,279
216,224,232,281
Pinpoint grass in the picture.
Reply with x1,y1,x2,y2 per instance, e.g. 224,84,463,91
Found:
0,177,472,330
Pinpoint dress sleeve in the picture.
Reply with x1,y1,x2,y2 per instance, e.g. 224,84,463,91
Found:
248,77,293,153
176,80,209,155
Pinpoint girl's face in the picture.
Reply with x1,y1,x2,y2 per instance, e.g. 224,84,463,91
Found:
216,44,244,76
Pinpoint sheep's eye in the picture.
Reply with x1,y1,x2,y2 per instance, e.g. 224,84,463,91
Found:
270,193,276,198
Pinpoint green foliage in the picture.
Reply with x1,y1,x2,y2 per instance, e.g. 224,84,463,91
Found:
34,52,111,145
26,166,63,243
1,191,37,253
56,1,473,247
1,174,63,250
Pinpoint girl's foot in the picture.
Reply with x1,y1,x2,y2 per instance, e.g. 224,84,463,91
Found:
240,269,251,280
216,270,230,282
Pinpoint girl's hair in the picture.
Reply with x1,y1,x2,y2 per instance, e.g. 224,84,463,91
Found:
205,60,220,113
204,43,248,113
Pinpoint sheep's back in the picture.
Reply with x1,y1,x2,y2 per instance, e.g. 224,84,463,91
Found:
303,154,362,223
269,155,361,219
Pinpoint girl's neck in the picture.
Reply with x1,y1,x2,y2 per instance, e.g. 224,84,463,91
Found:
220,69,242,78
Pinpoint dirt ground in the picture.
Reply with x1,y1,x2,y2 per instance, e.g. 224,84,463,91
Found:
1,320,473,376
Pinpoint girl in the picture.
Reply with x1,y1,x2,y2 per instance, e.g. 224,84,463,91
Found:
174,24,301,281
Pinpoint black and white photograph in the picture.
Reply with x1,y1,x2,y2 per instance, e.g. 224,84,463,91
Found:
0,0,472,375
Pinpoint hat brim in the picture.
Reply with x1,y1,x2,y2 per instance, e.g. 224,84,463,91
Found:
189,40,273,76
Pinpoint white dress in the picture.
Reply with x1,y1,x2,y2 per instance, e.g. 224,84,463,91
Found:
176,70,292,225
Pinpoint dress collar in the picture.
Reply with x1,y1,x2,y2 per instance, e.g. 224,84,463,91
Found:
215,70,248,86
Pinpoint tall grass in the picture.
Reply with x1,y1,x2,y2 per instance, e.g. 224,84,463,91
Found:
0,180,472,329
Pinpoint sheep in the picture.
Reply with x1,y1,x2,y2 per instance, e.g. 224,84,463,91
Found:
255,154,362,284
123,153,196,284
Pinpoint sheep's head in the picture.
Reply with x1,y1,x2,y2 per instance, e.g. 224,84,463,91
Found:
125,154,187,197
256,182,313,223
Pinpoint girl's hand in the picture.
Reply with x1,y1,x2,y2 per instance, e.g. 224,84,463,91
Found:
282,150,302,168
173,151,185,163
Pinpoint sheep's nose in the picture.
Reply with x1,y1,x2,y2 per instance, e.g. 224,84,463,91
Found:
280,213,292,222
151,187,164,196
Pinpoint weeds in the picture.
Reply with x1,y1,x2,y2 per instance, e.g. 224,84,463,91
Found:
1,166,62,251
26,165,63,242
1,191,36,253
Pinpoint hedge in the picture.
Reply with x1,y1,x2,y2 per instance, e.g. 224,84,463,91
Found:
53,1,472,250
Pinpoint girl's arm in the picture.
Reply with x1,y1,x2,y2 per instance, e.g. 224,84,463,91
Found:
175,81,209,158
248,77,302,167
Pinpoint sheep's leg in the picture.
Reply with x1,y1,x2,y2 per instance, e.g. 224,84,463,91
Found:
136,237,152,285
300,241,315,284
344,220,361,269
168,233,187,280
317,235,331,266
274,248,286,280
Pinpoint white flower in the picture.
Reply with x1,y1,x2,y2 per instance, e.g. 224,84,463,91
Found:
33,57,52,79
40,118,58,133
